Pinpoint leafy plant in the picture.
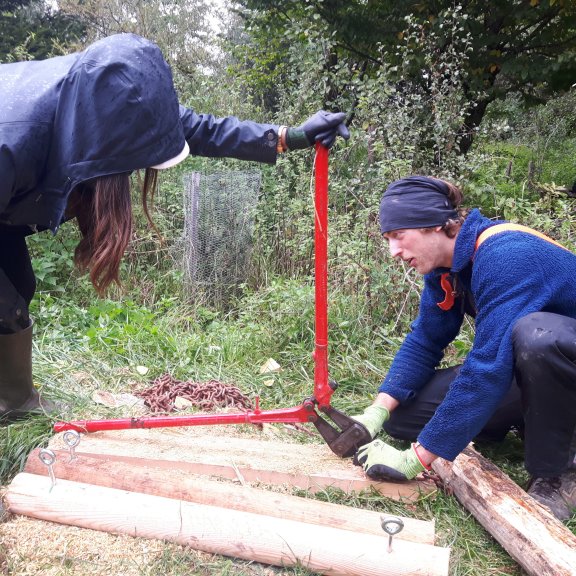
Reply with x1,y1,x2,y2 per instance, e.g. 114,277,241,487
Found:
3,4,576,574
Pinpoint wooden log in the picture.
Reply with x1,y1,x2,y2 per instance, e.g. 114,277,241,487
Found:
432,446,576,576
48,429,435,500
5,473,451,576
24,448,435,544
82,449,426,500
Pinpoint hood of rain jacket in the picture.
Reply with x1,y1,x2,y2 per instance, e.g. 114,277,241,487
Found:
0,33,186,232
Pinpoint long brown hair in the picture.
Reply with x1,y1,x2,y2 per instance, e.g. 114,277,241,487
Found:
431,177,467,238
69,168,159,295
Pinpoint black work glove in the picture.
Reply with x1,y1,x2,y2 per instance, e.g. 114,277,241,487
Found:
286,110,350,150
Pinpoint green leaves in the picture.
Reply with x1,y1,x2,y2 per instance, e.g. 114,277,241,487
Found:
235,0,576,159
0,0,84,62
28,228,81,294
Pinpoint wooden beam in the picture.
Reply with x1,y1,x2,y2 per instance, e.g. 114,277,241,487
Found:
83,450,426,500
24,448,435,544
432,446,576,576
6,473,451,576
48,429,435,500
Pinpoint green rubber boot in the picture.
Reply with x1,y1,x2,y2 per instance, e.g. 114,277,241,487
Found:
0,321,51,421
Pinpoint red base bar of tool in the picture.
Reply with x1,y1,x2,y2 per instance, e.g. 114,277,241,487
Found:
54,402,318,433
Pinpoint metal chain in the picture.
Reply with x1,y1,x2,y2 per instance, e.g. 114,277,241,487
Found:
137,373,253,413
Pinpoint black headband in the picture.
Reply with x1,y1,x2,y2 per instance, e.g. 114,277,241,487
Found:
379,176,458,233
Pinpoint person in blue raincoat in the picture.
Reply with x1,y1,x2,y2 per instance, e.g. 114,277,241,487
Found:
0,33,349,422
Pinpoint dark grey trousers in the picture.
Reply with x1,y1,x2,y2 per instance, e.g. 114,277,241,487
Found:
0,232,35,334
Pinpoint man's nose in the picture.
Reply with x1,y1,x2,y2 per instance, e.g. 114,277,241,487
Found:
388,239,402,258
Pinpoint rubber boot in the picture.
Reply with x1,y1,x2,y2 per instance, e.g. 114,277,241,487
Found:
0,321,47,421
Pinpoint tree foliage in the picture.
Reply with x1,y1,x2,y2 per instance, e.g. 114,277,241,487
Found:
0,0,84,61
237,0,576,154
57,0,222,81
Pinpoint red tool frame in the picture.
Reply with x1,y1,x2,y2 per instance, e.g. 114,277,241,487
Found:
54,144,370,457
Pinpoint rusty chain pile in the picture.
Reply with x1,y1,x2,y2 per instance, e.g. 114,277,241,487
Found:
137,373,253,413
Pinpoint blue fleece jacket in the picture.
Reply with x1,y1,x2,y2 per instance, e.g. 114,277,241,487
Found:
378,209,576,460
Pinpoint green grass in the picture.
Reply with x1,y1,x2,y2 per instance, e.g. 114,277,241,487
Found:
3,134,576,573
0,417,53,485
3,280,572,576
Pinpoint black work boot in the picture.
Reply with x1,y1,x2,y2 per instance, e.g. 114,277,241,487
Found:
527,477,572,521
0,321,52,421
561,470,576,515
568,431,576,470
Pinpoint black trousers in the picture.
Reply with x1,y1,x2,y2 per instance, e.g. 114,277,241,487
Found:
0,232,36,334
384,312,576,478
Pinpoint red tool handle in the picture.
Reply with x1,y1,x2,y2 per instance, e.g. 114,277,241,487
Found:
313,143,332,408
54,145,333,433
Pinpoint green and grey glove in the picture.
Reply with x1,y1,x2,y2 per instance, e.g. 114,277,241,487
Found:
286,110,350,150
353,439,427,481
351,405,390,439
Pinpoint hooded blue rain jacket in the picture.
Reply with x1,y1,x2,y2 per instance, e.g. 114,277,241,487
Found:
0,33,278,234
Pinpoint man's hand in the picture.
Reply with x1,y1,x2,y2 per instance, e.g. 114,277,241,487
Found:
286,111,350,150
353,439,427,481
351,405,390,439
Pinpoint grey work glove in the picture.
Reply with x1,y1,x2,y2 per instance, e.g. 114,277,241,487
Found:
351,405,390,439
286,110,350,150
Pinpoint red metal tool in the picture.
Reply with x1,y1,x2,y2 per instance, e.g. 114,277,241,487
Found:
54,144,371,458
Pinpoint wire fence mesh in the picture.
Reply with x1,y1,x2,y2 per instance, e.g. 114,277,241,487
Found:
176,170,262,308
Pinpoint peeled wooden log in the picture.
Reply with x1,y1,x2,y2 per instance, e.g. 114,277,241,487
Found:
24,448,434,544
48,430,435,500
432,446,576,576
6,473,451,576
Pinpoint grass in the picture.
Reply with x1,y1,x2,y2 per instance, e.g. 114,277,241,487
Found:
3,161,576,573
3,278,573,576
0,417,53,486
